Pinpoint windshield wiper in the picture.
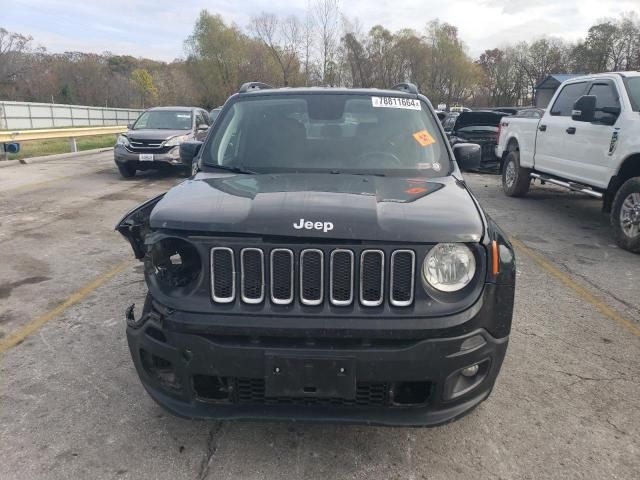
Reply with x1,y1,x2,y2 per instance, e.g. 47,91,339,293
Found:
209,164,257,175
330,170,386,177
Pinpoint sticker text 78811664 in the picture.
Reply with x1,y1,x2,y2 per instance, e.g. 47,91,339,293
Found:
371,97,421,110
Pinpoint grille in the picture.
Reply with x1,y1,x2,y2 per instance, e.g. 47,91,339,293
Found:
210,248,235,302
300,249,324,305
481,142,497,162
390,250,415,306
330,249,354,305
270,249,294,304
234,378,389,407
210,247,416,307
129,138,163,149
126,138,173,154
360,250,384,306
241,248,264,303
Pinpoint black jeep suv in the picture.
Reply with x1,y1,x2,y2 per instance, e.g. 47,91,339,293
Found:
117,82,515,426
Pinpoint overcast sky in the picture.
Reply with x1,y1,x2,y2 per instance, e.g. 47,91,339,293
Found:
4,0,639,61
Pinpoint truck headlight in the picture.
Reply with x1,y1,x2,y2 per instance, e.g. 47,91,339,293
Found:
422,243,476,292
116,134,130,146
164,135,189,147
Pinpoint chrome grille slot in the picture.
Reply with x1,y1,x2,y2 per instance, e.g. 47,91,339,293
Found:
390,250,415,306
241,248,264,304
300,249,324,306
270,249,294,304
211,247,235,303
360,250,384,306
330,249,354,306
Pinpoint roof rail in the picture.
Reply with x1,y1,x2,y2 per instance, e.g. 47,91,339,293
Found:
391,82,418,95
239,82,274,93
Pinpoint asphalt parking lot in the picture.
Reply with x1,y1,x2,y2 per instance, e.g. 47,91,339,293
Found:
0,151,638,480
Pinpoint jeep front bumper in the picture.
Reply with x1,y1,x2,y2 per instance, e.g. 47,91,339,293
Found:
125,288,511,427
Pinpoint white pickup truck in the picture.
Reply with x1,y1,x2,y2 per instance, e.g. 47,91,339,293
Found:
496,72,640,253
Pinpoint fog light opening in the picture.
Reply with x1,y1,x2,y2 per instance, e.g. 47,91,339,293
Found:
461,364,479,377
193,375,232,402
390,381,431,406
140,349,182,392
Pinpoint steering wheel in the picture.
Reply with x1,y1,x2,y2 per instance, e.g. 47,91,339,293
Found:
356,151,403,168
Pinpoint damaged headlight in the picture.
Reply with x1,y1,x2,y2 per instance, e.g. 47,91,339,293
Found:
422,243,476,292
147,238,201,290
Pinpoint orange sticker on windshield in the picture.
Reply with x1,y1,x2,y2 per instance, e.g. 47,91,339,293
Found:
412,130,436,147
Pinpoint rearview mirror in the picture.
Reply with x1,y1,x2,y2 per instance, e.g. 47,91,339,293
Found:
180,140,203,168
571,95,596,122
197,123,209,131
452,143,481,171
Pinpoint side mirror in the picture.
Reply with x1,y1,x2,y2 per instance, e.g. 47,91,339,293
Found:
452,143,481,171
179,140,203,168
127,122,133,130
197,123,209,131
571,95,596,122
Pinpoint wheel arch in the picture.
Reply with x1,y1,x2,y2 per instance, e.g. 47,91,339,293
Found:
604,153,640,213
506,136,520,152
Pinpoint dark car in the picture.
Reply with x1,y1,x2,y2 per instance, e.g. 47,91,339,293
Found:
492,106,543,118
449,110,507,171
209,107,223,123
441,112,459,134
114,106,211,178
116,82,515,427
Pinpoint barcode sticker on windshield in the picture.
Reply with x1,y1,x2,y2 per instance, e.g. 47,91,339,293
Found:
371,97,421,110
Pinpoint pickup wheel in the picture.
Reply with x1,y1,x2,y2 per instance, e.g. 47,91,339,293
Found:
611,177,640,253
502,151,531,197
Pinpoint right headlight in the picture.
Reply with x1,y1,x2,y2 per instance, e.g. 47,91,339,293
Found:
116,134,130,146
422,243,476,292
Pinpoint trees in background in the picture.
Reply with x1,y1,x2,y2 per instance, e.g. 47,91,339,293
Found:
0,10,639,109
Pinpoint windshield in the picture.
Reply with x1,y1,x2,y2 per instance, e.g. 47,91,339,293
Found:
132,110,192,130
625,77,640,111
203,94,450,176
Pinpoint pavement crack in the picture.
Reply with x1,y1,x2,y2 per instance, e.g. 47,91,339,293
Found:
605,418,628,437
197,421,224,480
554,258,640,319
551,368,632,383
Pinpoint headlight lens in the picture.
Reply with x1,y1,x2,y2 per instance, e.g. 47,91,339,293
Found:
422,243,476,292
164,135,189,147
116,134,130,146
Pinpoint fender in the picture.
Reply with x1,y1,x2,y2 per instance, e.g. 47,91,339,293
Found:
115,194,165,259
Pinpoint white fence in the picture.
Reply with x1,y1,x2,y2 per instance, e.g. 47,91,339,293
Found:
0,101,142,130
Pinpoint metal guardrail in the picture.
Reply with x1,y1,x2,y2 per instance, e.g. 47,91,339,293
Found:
0,126,127,160
0,101,141,130
0,126,127,142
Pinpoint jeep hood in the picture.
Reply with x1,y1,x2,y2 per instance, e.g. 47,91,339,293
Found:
146,173,483,243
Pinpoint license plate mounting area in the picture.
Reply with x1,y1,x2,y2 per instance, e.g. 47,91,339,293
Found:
265,354,356,399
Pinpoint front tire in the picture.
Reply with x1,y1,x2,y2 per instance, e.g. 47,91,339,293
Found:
611,177,640,253
502,151,531,197
117,162,137,178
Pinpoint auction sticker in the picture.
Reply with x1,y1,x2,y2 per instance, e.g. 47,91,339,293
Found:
371,97,421,110
412,129,436,147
